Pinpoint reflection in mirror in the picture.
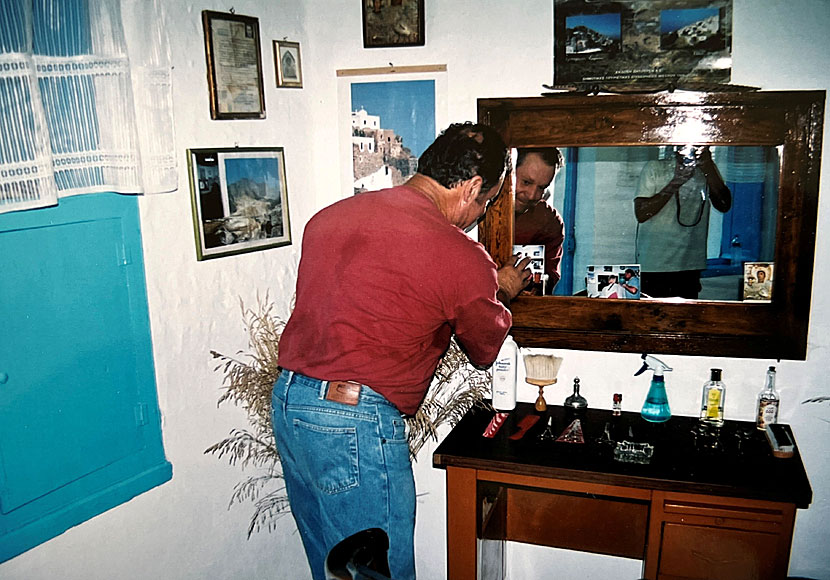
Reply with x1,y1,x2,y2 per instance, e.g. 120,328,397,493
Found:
512,145,780,302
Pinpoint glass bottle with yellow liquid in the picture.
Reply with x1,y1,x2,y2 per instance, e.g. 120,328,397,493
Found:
700,368,725,426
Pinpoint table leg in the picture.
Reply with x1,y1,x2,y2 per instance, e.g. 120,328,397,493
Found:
446,466,478,580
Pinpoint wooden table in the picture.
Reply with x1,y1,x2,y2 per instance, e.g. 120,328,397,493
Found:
433,403,812,580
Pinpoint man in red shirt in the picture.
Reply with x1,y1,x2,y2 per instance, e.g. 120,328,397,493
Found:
513,147,565,294
272,123,530,580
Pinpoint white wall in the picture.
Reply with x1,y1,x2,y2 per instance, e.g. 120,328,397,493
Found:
2,0,829,578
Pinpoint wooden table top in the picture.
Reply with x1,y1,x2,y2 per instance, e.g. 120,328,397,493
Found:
433,402,813,508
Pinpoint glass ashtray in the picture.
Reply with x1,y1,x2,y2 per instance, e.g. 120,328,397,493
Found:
613,440,654,464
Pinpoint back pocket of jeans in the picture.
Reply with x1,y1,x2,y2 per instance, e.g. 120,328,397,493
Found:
293,419,359,494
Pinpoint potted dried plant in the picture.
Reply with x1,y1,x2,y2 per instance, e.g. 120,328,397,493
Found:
206,296,492,536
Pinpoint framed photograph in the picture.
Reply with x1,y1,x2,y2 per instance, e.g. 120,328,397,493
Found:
187,147,291,260
553,0,732,88
362,0,425,48
514,244,547,296
337,65,447,198
349,78,435,195
743,262,773,301
202,10,266,120
586,264,641,299
274,40,303,88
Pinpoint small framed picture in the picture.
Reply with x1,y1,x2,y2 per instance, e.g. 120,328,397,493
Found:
201,11,266,120
513,244,546,296
274,40,303,88
361,0,425,48
743,262,774,301
187,147,291,260
586,265,641,299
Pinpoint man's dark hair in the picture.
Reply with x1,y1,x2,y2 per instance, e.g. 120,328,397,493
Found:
516,147,563,171
417,122,509,193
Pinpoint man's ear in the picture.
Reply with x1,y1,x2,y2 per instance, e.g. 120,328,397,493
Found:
460,175,483,205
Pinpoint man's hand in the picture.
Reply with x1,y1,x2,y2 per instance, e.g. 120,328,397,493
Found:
635,155,694,223
672,155,696,183
497,254,532,304
695,146,714,168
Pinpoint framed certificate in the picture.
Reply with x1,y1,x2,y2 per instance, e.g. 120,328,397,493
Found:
202,10,266,120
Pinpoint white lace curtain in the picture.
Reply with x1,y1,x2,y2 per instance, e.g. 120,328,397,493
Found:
0,0,176,215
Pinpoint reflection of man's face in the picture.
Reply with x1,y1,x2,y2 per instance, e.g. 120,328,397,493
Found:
757,271,766,282
514,153,555,215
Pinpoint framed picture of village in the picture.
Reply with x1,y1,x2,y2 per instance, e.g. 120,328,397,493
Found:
553,0,732,88
187,147,291,260
336,66,447,199
348,79,435,194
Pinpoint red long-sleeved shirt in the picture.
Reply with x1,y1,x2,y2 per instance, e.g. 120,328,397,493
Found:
278,185,511,414
514,202,565,291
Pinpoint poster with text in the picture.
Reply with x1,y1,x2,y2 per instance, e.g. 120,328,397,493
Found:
553,0,732,87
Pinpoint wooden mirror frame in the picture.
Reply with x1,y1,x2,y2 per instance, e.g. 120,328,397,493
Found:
479,91,825,360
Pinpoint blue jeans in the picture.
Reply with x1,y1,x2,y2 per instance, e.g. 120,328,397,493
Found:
271,369,416,580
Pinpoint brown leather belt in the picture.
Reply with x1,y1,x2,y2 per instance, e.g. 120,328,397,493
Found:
325,381,362,406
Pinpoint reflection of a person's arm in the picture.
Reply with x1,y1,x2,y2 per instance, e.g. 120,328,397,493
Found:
634,195,670,223
634,159,691,223
697,147,732,212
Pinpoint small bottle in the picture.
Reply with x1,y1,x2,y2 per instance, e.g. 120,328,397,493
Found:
756,366,780,431
492,335,518,411
564,377,588,413
700,368,725,426
612,393,622,416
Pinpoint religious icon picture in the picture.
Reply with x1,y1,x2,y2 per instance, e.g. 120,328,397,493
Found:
362,0,425,48
743,262,773,302
274,40,303,88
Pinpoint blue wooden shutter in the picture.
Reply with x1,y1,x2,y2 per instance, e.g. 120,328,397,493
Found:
0,192,171,562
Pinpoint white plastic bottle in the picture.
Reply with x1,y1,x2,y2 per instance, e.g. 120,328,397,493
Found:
492,335,518,411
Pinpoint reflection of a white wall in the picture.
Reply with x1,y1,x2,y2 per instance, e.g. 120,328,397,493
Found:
543,146,779,301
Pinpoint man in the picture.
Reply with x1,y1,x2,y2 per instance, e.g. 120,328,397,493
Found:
599,274,621,298
755,269,772,299
272,122,531,580
620,268,640,299
513,148,565,294
634,145,731,299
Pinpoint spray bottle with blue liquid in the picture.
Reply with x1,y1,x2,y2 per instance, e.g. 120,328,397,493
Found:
635,354,673,422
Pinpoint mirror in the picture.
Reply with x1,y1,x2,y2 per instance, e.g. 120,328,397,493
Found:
513,145,780,302
479,91,824,360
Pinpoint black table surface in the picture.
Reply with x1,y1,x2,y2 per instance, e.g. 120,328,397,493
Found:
433,402,812,508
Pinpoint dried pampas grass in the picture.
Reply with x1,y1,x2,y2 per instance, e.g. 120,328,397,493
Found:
206,294,492,536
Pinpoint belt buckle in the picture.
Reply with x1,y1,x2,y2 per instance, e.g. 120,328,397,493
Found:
325,381,361,406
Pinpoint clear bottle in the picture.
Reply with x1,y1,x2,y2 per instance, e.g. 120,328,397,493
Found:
700,368,725,426
756,366,780,431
